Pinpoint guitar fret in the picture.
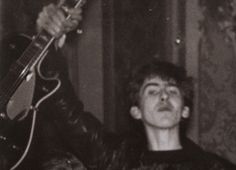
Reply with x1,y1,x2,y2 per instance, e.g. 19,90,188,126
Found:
17,31,53,68
34,42,43,50
18,49,38,67
38,34,50,43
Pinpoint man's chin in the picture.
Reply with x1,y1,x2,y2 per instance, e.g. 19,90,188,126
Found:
156,118,179,129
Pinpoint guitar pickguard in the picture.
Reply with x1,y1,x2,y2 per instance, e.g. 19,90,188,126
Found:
7,71,36,121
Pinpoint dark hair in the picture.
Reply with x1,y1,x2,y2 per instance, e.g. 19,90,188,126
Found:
42,150,87,170
128,60,194,111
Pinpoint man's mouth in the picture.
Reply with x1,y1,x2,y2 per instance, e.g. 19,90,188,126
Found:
158,106,172,112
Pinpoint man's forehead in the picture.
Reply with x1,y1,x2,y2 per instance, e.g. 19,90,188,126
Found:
139,76,178,92
143,76,177,86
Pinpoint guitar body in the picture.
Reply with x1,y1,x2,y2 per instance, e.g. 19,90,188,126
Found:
0,34,60,169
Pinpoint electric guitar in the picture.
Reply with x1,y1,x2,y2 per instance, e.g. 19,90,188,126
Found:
0,0,86,169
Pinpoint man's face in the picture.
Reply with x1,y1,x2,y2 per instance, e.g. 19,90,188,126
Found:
130,76,189,129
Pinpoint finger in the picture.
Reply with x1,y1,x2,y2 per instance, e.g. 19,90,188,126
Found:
44,26,59,37
46,6,65,27
45,5,70,36
67,8,82,21
42,19,62,37
37,10,52,32
57,0,66,7
63,19,79,31
77,0,87,7
37,11,63,37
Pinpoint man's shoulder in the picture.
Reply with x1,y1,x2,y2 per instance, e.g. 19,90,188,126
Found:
183,138,236,170
204,152,236,170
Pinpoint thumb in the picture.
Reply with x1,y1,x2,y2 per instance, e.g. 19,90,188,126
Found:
57,0,66,7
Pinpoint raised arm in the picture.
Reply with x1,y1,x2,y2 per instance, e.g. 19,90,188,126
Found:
36,0,102,136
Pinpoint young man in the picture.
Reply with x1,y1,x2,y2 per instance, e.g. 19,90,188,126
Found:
128,61,191,152
37,3,235,170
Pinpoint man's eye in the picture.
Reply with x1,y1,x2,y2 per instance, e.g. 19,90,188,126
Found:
168,87,180,95
148,90,159,95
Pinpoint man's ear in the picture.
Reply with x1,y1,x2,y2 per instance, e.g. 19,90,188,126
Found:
182,106,190,118
130,106,142,120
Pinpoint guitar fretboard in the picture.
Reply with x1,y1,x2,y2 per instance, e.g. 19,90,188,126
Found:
0,30,54,106
18,30,54,70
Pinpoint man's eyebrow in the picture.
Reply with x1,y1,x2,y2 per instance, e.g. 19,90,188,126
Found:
142,83,160,91
142,82,178,91
168,82,178,87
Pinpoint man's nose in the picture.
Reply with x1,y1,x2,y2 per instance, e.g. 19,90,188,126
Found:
160,89,169,102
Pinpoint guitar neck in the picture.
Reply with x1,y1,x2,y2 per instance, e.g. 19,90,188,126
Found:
18,30,54,70
0,31,54,106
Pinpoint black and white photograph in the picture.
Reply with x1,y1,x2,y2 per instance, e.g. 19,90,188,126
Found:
0,0,236,169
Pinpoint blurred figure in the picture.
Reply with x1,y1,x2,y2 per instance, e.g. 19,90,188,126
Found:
42,150,87,170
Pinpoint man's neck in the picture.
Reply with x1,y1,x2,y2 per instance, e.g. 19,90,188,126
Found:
145,126,182,151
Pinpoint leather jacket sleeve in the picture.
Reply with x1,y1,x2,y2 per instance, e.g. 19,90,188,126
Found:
40,46,101,128
39,47,103,167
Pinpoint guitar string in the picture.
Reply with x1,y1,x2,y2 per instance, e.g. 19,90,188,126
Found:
0,32,54,108
1,0,84,106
